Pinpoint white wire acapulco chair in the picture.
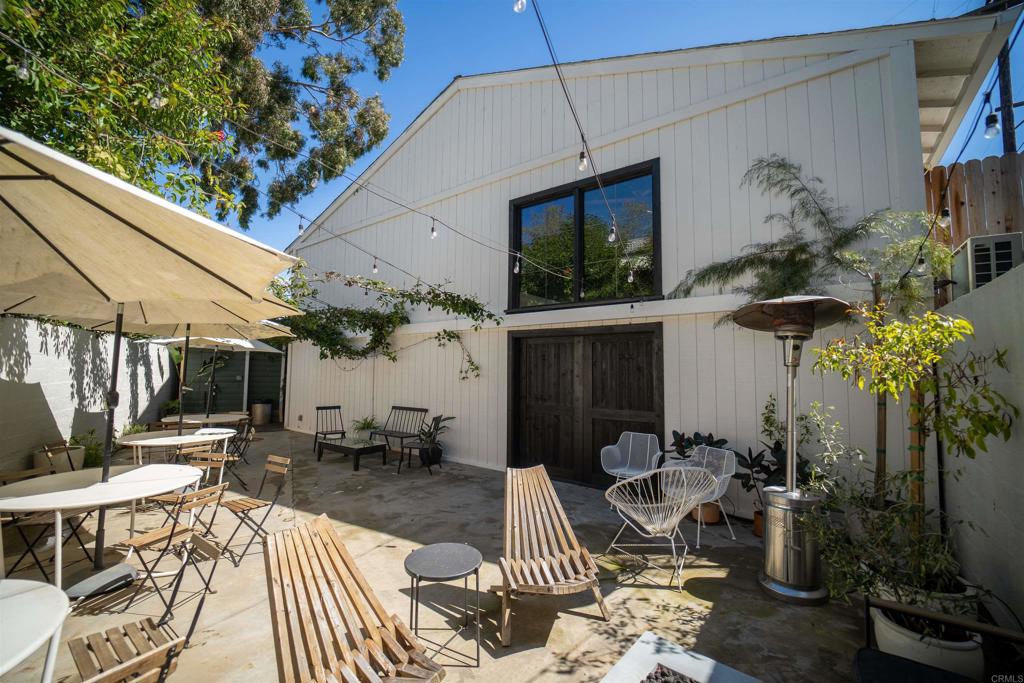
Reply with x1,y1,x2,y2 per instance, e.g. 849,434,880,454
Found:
665,445,737,549
604,466,718,590
600,432,662,482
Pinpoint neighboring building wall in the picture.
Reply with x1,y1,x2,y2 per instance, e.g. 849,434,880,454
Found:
0,317,175,469
941,265,1024,626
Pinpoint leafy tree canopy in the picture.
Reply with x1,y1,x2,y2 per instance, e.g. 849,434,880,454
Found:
0,0,404,227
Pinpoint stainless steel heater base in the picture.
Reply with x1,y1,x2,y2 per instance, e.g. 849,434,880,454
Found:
758,572,829,606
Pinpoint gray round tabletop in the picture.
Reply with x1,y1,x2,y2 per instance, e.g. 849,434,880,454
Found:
404,543,482,582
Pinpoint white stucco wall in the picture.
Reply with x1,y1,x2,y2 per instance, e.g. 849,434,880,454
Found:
0,317,176,469
941,264,1024,627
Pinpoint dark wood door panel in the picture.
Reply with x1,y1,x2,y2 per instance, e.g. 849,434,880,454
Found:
511,324,663,487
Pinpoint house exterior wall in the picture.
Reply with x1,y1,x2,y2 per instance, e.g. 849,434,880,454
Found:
286,38,934,517
0,317,175,469
941,265,1024,626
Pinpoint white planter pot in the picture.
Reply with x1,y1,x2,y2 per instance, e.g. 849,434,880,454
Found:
33,445,85,473
871,607,984,678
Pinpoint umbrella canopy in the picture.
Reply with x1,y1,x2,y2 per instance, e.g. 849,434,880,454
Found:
68,311,296,338
147,336,284,353
0,125,297,318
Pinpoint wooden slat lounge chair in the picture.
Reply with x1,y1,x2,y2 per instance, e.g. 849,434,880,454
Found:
265,514,445,683
492,465,610,646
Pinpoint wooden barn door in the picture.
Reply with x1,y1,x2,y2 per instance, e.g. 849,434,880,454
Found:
511,324,663,486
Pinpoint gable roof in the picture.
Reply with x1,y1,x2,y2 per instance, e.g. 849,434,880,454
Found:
288,8,1020,253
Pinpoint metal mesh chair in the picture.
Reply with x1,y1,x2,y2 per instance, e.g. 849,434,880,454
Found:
666,445,737,548
604,466,717,590
600,432,662,482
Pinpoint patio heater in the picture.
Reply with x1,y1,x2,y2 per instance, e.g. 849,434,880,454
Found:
731,295,849,605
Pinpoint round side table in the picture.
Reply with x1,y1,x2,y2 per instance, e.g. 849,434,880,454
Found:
404,543,482,667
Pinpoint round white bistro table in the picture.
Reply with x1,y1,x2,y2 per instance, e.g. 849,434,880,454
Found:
0,464,202,588
0,579,69,683
161,413,247,426
119,429,235,465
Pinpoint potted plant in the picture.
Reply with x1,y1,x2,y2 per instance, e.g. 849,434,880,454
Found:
811,309,1017,676
69,429,104,468
352,416,381,441
418,415,454,467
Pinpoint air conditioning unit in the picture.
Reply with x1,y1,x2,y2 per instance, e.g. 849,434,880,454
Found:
951,233,1023,300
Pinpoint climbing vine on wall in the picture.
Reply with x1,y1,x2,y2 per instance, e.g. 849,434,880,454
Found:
274,264,500,379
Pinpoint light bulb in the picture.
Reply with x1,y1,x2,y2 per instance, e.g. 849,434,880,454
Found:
309,177,318,189
372,259,378,274
149,90,167,109
297,219,305,233
577,151,588,173
430,221,437,239
607,222,617,243
627,270,635,284
513,256,520,274
937,208,951,229
984,112,1000,140
15,54,30,81
914,255,928,275
580,288,586,299
513,0,527,13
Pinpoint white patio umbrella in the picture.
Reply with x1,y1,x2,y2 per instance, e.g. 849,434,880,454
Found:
0,126,300,570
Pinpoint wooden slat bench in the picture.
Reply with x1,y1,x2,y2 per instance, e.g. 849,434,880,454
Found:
492,465,610,646
265,514,445,683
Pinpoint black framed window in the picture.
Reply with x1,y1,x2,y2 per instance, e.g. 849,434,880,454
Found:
509,159,660,311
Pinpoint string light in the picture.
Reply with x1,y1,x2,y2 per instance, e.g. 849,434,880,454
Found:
607,220,618,243
914,255,928,275
983,93,1000,140
15,51,30,81
297,218,305,233
937,208,951,229
372,258,378,274
577,150,588,172
430,218,437,239
513,255,521,274
627,270,635,284
513,0,527,13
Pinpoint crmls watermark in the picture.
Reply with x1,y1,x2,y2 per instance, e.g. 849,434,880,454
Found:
991,675,1024,682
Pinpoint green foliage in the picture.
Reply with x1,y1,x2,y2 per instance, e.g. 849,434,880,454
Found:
666,430,727,455
812,306,1018,460
352,416,380,433
283,268,499,380
419,415,454,447
69,429,104,467
195,353,229,378
120,423,146,437
162,398,180,416
1,0,239,216
733,395,812,510
1,0,405,227
670,154,872,302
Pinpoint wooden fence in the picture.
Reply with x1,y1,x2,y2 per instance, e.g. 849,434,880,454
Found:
924,153,1024,247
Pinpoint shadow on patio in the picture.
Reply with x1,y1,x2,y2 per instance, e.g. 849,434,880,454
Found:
5,428,862,683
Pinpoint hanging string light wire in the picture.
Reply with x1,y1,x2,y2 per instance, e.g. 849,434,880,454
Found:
893,15,1022,299
529,0,619,242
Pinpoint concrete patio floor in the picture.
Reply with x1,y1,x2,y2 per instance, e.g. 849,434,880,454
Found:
5,429,862,682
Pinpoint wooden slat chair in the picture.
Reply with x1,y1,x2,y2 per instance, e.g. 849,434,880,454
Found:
492,465,610,646
370,406,428,457
119,483,228,622
221,455,290,566
146,421,178,432
313,405,346,454
0,465,97,581
68,620,185,683
228,417,256,464
265,514,445,683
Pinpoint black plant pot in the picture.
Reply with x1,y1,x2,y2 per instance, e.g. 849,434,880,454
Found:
418,445,443,466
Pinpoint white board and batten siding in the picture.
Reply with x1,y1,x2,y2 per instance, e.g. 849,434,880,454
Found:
286,25,953,516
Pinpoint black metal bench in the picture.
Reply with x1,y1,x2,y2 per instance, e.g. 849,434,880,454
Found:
370,405,428,457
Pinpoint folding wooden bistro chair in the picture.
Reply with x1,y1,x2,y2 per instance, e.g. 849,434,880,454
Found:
221,455,290,566
265,515,444,683
492,465,610,646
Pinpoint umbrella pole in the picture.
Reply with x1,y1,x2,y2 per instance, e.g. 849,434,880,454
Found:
178,324,191,436
93,302,124,570
205,347,218,417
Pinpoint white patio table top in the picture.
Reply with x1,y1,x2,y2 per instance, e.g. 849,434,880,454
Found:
161,413,247,426
118,430,235,465
0,579,70,683
0,464,202,586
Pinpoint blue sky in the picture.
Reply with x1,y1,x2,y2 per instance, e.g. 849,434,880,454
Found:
245,0,1006,251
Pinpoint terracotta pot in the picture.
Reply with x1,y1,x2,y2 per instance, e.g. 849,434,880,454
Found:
691,505,721,525
753,510,764,537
